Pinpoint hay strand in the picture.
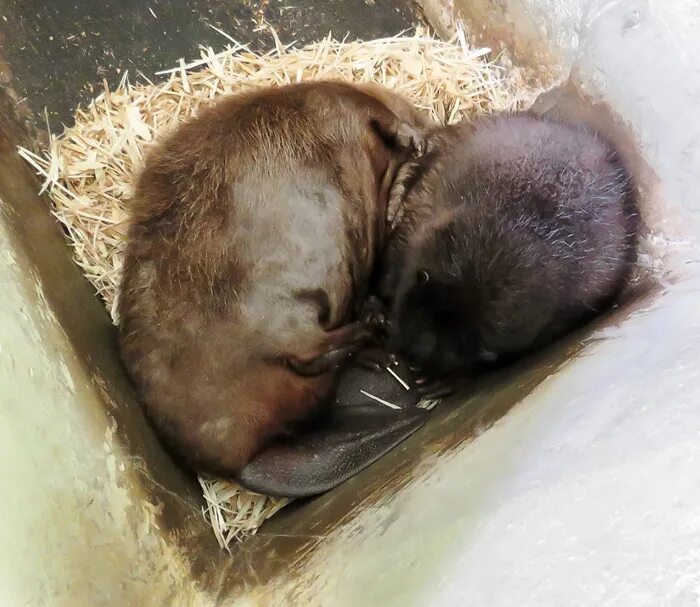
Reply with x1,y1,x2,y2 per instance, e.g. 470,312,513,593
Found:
18,27,528,549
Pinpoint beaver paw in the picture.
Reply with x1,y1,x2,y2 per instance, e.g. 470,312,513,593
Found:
396,124,427,158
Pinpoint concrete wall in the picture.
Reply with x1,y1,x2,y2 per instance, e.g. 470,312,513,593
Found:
421,0,700,233
3,1,700,605
253,1,700,604
0,95,222,605
0,220,211,607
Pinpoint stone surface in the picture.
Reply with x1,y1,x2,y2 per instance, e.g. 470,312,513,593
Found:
0,0,419,126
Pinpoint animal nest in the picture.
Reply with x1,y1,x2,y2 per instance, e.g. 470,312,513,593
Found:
19,27,528,549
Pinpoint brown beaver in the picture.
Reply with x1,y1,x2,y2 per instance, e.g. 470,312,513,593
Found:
377,113,639,397
117,81,428,475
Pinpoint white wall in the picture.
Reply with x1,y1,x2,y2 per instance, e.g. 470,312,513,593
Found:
0,220,209,607
259,1,700,605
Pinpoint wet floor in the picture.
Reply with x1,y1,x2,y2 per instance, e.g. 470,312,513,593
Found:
0,0,420,127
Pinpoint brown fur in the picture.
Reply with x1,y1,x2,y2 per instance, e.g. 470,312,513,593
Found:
118,81,428,475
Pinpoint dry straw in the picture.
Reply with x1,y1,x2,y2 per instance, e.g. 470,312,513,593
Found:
18,26,527,549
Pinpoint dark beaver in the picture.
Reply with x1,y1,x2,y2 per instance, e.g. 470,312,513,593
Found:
378,113,639,397
118,81,428,475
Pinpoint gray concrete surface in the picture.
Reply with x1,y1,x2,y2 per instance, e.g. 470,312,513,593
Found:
0,0,420,126
2,0,699,605
252,1,700,604
0,219,213,606
0,3,435,605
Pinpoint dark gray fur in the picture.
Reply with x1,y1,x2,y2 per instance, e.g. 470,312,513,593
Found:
379,113,639,381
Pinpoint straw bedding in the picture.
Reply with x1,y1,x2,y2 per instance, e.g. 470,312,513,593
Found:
18,27,528,549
